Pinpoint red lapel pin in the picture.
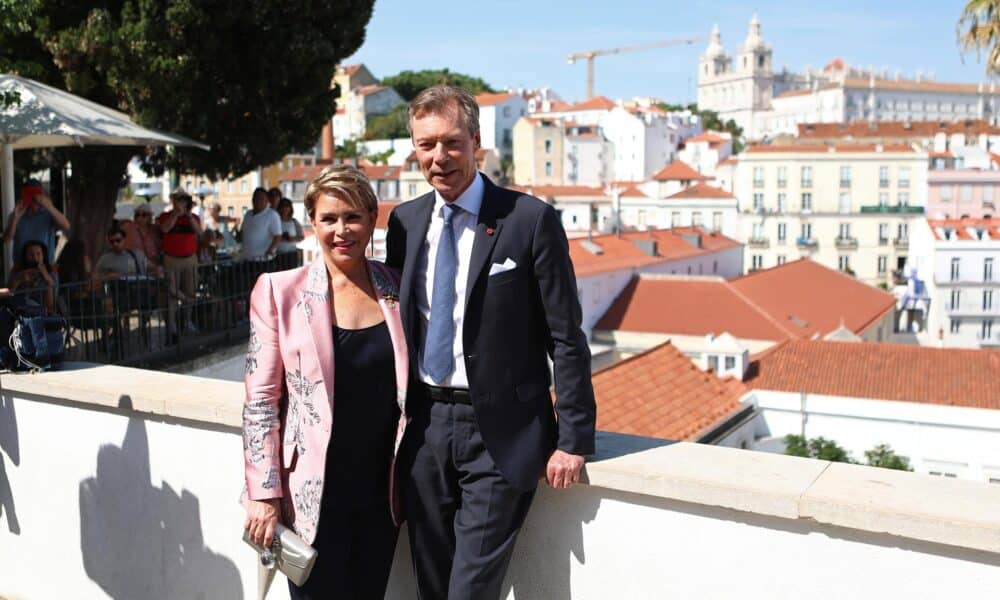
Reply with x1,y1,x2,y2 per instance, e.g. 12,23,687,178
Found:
486,227,495,236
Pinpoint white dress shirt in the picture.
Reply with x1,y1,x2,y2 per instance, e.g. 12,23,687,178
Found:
415,173,485,389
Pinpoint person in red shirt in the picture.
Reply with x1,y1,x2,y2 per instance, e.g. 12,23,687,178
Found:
157,188,202,338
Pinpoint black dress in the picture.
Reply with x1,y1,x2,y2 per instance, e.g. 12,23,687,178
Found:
289,321,400,600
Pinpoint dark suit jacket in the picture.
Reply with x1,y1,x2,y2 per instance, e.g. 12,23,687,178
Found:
386,174,596,491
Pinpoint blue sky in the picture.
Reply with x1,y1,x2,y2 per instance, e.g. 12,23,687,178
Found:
345,0,994,104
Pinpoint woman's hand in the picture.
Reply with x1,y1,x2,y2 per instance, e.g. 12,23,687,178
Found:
245,498,281,547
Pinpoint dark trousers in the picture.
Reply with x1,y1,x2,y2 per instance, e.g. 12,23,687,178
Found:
288,497,398,600
404,399,537,600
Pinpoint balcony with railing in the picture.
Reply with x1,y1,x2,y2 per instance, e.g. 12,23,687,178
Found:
859,205,925,214
893,236,909,249
835,236,859,250
1,367,998,598
1,251,302,368
747,237,770,249
796,237,819,250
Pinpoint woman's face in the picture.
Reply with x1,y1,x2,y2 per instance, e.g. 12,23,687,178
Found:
310,193,375,267
279,204,292,219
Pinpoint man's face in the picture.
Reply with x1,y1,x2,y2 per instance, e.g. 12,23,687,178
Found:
410,103,480,201
253,191,269,212
108,234,126,253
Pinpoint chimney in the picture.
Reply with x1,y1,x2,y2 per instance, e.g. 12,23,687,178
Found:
321,121,335,161
631,239,658,256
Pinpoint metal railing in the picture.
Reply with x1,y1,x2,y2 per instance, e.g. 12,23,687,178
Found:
3,251,302,368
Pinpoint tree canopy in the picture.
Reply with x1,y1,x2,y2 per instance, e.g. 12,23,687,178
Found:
658,102,744,153
364,69,496,139
0,0,374,256
958,0,1000,74
380,69,496,102
783,435,913,472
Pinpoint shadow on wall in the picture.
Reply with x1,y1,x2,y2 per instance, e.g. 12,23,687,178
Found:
0,392,20,535
78,399,243,600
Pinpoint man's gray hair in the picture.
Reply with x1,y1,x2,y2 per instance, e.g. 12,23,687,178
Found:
407,85,480,138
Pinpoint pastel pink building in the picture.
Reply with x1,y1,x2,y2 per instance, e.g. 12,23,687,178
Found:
927,167,1000,219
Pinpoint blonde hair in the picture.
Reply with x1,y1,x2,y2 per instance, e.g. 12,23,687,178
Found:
303,164,377,220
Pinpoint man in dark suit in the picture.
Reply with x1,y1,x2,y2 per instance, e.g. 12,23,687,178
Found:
386,85,596,600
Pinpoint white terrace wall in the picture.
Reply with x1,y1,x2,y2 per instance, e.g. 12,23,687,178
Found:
1,365,999,599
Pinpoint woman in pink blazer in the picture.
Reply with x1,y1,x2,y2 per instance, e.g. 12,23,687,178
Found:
243,165,409,599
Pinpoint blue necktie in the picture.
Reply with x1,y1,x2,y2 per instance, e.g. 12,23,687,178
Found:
423,203,459,384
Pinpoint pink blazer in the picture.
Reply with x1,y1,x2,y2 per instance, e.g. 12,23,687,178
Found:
242,258,409,544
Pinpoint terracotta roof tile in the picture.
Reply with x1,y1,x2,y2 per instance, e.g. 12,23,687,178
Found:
685,132,728,144
569,227,741,278
375,202,400,229
594,341,747,441
569,96,616,111
596,259,896,340
618,185,648,198
475,92,517,106
361,164,400,180
652,160,711,181
746,340,1000,409
927,216,1000,240
666,182,735,200
797,120,1000,139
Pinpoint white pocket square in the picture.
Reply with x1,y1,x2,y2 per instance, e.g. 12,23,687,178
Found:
489,257,517,276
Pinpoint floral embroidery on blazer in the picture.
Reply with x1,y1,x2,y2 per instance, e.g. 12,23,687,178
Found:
242,258,410,544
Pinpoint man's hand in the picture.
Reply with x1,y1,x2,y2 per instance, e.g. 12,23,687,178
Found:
545,449,585,490
245,498,281,547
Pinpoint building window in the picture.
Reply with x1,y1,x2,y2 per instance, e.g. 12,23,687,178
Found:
724,356,736,370
984,186,994,206
897,192,910,207
753,193,764,211
960,184,973,203
227,206,234,217
777,166,787,188
753,166,764,188
950,319,961,334
801,166,812,188
777,255,786,265
712,212,722,231
777,193,787,213
692,212,703,227
545,161,552,176
713,260,718,274
839,165,851,188
897,222,908,241
801,223,812,240
544,139,552,154
839,193,851,213
951,289,961,310
240,180,249,193
986,258,994,282
878,255,887,275
408,183,417,196
671,212,681,227
752,222,764,240
777,222,787,242
898,167,910,188
983,319,994,339
940,186,953,202
985,290,994,311
801,192,813,212
227,181,234,194
879,223,889,245
879,166,889,188
838,255,850,271
878,192,889,207
708,355,719,371
951,257,961,281
838,222,851,239
751,255,763,270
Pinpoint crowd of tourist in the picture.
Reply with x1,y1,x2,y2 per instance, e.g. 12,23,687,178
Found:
2,180,304,341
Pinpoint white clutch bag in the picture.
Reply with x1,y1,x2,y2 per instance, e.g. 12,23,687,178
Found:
243,523,318,598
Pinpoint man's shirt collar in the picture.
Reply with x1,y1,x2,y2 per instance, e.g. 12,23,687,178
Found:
434,172,483,218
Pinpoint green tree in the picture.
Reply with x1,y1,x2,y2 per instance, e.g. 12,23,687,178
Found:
657,102,744,153
0,1,373,258
783,434,855,463
958,0,1000,74
364,104,409,140
380,69,496,102
864,444,913,471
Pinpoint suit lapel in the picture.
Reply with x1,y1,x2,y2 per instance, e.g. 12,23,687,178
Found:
400,193,435,332
465,177,503,308
303,259,335,413
368,261,409,414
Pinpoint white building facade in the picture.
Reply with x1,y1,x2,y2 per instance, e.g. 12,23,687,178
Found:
476,92,528,160
735,144,929,286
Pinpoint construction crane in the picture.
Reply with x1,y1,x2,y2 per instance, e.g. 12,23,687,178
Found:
567,35,707,99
